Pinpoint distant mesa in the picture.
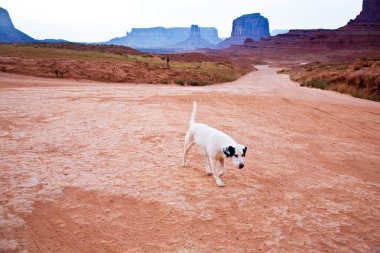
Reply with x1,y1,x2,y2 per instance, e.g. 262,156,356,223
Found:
271,29,289,36
104,26,222,51
218,13,270,48
0,6,220,51
41,39,70,43
0,7,35,42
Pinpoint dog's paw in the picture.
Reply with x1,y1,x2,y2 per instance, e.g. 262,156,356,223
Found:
216,179,225,187
206,169,212,175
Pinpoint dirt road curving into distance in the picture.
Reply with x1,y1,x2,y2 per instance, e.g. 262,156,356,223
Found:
0,66,379,252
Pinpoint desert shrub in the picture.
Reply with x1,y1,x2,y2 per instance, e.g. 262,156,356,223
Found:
325,82,380,102
174,79,185,85
362,62,371,68
0,66,6,72
142,54,153,58
54,69,65,78
330,82,356,94
161,80,169,84
222,76,238,82
188,80,209,86
307,79,329,90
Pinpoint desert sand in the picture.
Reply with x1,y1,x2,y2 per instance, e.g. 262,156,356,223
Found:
0,66,379,252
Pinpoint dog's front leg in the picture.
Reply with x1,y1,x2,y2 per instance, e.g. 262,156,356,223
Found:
204,153,212,175
209,157,225,187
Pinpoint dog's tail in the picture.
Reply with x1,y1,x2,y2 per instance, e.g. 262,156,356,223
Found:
190,101,197,125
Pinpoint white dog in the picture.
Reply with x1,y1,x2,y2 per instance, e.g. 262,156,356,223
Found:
182,102,247,187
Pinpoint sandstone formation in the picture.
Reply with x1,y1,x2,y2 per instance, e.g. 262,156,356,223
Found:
175,25,214,50
105,26,221,50
218,13,270,48
0,7,35,42
0,7,13,28
344,0,380,29
350,0,380,24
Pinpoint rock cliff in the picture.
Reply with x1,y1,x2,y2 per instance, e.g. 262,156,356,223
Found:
0,7,35,42
344,0,380,29
218,13,270,48
352,0,380,23
0,7,14,28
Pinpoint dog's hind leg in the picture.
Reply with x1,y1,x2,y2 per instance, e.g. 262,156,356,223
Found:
182,131,193,167
219,158,226,176
209,157,225,187
204,153,212,175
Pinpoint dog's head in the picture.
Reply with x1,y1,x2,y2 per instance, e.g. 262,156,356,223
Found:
223,144,247,169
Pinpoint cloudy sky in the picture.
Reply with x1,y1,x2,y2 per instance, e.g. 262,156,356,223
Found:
0,0,362,42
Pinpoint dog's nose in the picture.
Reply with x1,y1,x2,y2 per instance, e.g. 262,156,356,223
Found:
239,163,244,169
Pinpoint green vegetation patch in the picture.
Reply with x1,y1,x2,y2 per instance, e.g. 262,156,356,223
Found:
0,43,252,85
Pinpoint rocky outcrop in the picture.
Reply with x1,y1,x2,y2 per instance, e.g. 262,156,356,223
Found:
0,7,35,42
351,0,380,24
105,26,221,50
344,0,380,30
218,13,270,48
175,25,214,50
0,7,13,28
190,25,201,38
232,13,270,38
240,0,380,51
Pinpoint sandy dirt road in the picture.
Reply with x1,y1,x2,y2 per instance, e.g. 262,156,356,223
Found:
0,66,379,252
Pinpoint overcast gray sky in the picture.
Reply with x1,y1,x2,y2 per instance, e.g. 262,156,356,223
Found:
0,0,362,42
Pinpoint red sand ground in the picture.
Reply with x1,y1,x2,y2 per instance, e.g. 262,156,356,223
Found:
0,66,379,252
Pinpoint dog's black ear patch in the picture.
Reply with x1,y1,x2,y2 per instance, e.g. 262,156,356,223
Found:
243,146,247,157
229,146,236,157
223,146,235,158
223,147,230,157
